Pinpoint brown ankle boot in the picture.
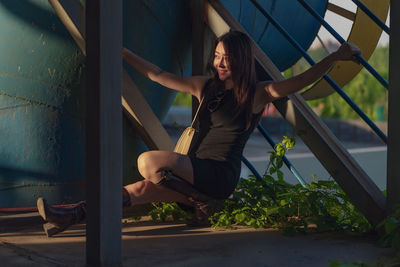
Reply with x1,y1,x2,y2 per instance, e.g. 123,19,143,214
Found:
38,188,131,237
186,199,224,227
37,197,86,237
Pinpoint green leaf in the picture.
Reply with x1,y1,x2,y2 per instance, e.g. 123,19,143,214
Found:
385,217,399,234
391,233,400,250
264,207,279,216
277,170,284,181
234,213,246,222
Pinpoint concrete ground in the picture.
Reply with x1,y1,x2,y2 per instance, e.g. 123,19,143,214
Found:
0,211,395,267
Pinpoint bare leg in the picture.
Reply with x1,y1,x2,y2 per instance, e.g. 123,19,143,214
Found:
137,150,194,184
124,180,192,206
123,150,196,207
135,151,224,226
38,151,195,237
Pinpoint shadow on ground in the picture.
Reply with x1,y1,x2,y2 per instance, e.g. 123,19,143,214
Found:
0,211,396,267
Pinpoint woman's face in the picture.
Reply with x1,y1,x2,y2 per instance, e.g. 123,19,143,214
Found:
213,41,232,82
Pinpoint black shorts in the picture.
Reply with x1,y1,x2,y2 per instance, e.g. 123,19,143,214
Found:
189,157,239,199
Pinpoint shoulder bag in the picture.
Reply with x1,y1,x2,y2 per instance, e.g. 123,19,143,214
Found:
173,98,203,155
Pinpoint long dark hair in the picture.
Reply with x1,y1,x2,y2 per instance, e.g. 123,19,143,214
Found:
205,30,257,129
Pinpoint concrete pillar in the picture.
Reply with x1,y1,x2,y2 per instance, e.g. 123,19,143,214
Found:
387,2,400,214
85,0,123,265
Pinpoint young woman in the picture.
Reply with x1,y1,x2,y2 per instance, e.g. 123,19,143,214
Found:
37,30,361,234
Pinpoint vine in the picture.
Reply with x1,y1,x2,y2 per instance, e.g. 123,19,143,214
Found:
209,136,371,234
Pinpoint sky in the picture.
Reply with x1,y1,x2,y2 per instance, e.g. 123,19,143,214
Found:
311,0,390,48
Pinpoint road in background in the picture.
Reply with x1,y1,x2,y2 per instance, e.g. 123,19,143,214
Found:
242,132,387,190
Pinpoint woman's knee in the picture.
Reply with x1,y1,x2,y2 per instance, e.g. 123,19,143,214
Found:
137,152,154,179
137,151,191,183
137,151,166,183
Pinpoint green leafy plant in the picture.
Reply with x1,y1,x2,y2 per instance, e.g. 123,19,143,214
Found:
267,135,295,180
148,202,192,222
210,136,371,234
378,205,400,251
147,136,371,234
374,207,400,267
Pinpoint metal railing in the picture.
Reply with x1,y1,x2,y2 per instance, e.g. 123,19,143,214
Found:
351,0,390,35
242,156,263,181
249,0,387,144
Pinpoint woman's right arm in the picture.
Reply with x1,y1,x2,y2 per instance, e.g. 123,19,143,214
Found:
259,42,361,103
122,48,207,99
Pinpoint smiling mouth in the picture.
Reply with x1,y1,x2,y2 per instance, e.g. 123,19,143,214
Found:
218,70,228,75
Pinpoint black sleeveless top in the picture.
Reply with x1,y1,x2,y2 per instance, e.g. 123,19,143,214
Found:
189,81,263,179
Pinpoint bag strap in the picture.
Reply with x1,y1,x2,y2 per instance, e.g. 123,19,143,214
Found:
190,97,203,128
190,78,212,128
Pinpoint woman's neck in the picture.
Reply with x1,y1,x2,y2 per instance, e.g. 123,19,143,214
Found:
224,79,234,90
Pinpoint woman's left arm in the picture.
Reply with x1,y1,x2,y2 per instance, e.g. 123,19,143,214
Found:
261,42,361,102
